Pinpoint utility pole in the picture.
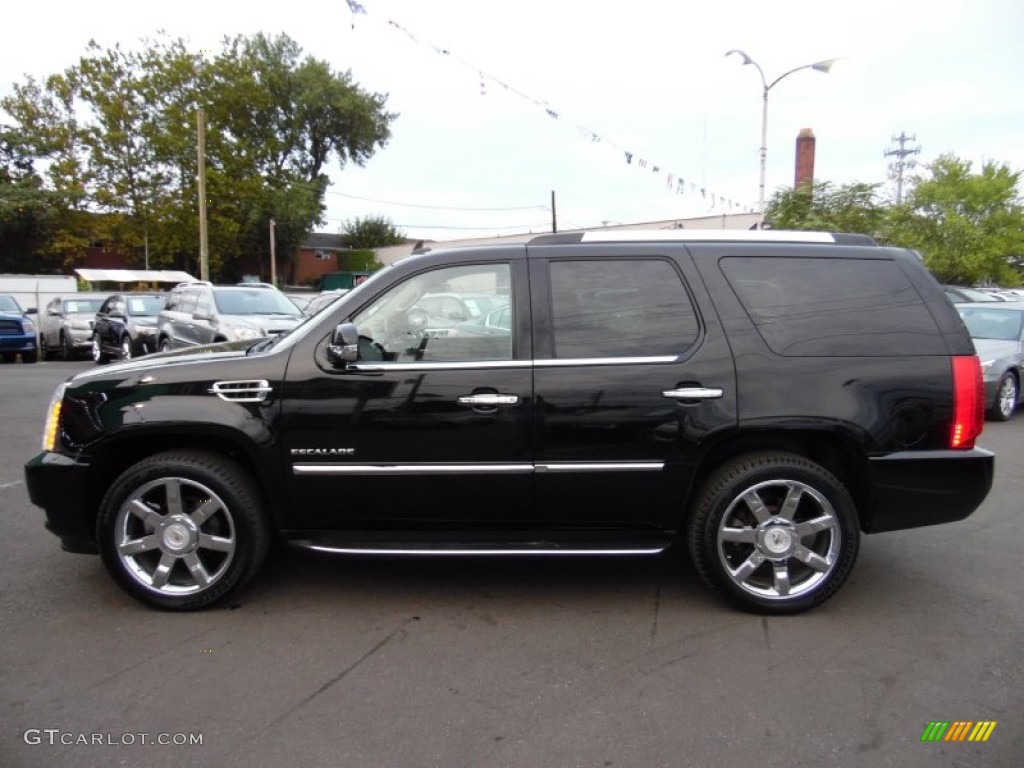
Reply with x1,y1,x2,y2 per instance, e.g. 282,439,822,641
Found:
885,132,921,205
551,190,557,233
197,108,210,281
269,218,277,287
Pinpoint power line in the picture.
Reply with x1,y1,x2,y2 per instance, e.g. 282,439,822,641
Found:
323,188,547,211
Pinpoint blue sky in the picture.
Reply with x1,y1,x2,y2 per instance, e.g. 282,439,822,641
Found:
3,0,1022,241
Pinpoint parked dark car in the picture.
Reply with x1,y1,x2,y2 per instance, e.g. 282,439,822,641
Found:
0,294,38,363
38,294,108,360
25,231,994,614
91,293,166,363
956,301,1024,420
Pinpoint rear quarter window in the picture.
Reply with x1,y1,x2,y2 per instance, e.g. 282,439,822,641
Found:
721,256,946,356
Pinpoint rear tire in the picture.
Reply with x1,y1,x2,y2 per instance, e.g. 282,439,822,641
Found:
97,450,270,611
687,451,859,615
988,372,1017,421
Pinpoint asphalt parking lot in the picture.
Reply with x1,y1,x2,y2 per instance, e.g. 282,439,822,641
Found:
2,359,1021,768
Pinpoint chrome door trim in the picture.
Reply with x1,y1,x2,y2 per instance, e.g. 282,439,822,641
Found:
293,463,534,476
347,360,530,372
535,356,677,367
536,462,665,473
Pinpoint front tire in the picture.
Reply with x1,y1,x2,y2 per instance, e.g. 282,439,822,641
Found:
97,450,270,611
60,331,75,360
91,334,110,364
688,452,859,615
21,349,38,363
988,372,1017,421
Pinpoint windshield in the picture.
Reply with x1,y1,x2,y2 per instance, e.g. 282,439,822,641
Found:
0,295,23,312
126,296,166,316
213,288,303,316
959,308,1024,341
63,298,105,314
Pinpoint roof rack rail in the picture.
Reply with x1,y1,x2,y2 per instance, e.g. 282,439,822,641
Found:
527,230,877,246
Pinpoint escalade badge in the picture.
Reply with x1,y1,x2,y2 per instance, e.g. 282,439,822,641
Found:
290,448,355,456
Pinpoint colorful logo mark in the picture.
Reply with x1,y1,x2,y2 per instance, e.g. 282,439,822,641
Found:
921,721,997,742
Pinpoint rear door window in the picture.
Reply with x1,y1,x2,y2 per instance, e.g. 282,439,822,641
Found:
548,259,698,358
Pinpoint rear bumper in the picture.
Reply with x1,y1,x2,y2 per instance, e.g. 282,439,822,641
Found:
24,451,97,553
863,448,995,533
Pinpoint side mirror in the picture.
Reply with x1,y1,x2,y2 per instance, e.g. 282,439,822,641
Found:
26,307,38,315
327,321,359,365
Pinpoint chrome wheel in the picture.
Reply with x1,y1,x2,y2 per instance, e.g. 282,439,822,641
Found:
121,336,133,360
991,373,1017,421
114,477,236,596
717,479,840,600
98,450,270,610
688,452,859,614
91,335,102,363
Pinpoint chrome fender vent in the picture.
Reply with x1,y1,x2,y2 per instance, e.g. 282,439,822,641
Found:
209,379,272,403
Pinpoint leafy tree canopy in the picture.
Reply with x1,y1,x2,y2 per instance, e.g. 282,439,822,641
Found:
765,154,1024,286
0,33,396,279
342,215,406,249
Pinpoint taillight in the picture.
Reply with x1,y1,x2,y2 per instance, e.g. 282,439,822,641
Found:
950,356,984,449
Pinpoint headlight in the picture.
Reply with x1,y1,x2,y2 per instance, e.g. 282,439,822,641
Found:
42,383,67,451
23,320,35,333
980,360,994,373
69,319,92,330
231,326,263,340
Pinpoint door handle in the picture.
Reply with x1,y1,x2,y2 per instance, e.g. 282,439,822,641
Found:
662,387,723,401
458,393,519,406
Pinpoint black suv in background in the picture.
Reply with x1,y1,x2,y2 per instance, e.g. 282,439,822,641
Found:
156,282,304,351
25,231,994,614
91,292,166,363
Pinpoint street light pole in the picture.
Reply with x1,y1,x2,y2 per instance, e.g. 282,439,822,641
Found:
726,50,837,228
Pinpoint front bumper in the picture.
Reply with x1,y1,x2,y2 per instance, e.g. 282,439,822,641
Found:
0,335,37,353
24,451,97,553
863,448,995,533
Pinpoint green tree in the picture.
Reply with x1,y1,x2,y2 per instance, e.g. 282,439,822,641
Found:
342,215,405,248
885,155,1024,285
1,33,396,279
765,181,887,235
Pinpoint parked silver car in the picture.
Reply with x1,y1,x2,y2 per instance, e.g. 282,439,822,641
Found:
156,282,304,351
38,293,110,360
957,301,1024,420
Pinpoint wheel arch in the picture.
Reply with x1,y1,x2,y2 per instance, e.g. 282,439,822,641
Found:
82,429,287,540
686,428,872,531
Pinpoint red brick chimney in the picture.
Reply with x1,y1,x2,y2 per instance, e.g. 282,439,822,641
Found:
794,128,816,190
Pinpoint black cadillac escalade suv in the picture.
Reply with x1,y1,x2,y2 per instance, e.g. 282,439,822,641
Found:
24,231,994,613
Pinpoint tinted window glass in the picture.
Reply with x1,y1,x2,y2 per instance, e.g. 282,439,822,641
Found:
549,259,697,358
721,257,944,356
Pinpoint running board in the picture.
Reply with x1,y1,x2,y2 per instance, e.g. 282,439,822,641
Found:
285,531,673,557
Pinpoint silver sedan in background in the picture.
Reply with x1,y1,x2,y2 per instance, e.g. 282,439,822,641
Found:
957,301,1024,420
